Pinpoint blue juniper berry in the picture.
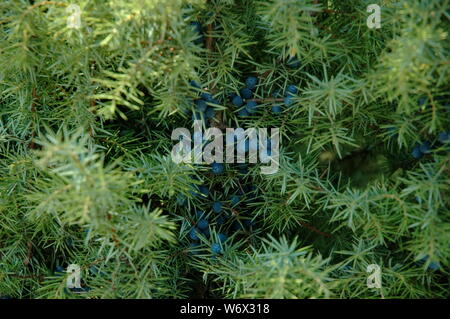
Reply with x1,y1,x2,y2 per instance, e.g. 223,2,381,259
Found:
211,162,224,174
240,88,253,99
213,201,223,213
218,233,228,243
195,99,207,112
205,107,216,119
245,76,258,90
189,228,200,241
211,243,222,254
232,95,244,107
246,100,258,114
238,108,249,117
198,219,209,230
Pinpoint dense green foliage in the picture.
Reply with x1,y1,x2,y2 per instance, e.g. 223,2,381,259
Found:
0,0,449,298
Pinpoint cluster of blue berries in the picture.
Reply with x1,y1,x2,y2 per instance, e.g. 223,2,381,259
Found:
230,76,258,117
411,131,450,159
189,80,219,121
181,164,259,257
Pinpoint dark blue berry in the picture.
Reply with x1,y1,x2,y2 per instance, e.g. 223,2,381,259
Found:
287,56,301,69
284,96,293,107
189,80,201,89
189,228,200,241
246,101,258,114
211,162,224,174
212,201,222,213
428,261,440,271
195,99,207,112
196,210,205,218
418,96,427,106
198,219,209,230
198,185,209,197
205,107,216,119
230,195,240,206
272,105,282,113
190,21,202,33
438,131,449,143
240,88,253,99
55,266,65,275
419,141,431,154
238,108,249,117
411,145,423,159
245,76,258,90
218,233,227,243
201,92,214,102
232,95,244,107
211,243,221,254
286,85,297,95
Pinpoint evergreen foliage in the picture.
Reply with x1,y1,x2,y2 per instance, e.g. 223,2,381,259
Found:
0,0,449,298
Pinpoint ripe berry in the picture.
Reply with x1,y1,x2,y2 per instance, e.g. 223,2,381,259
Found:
211,243,222,254
287,56,300,69
272,105,282,113
417,96,427,106
218,233,228,243
189,80,201,89
196,210,205,218
232,95,244,107
238,108,249,117
205,107,216,119
189,228,200,241
240,88,253,99
411,145,423,159
419,141,431,154
213,201,223,213
198,185,209,197
286,85,297,95
198,219,209,230
438,131,449,143
245,76,258,90
428,261,440,271
211,162,224,174
201,92,214,102
195,99,207,112
190,21,202,33
230,195,240,205
246,101,258,114
284,96,293,107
